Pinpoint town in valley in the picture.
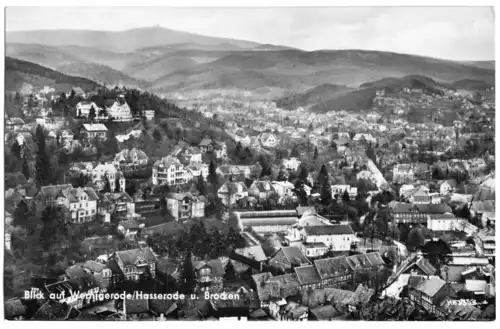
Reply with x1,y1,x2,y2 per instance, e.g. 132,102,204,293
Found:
3,7,496,321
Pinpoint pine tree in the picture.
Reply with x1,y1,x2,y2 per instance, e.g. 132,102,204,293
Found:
88,105,96,120
35,126,51,186
197,175,207,196
107,131,119,155
224,260,237,281
313,147,319,161
22,159,30,180
180,250,196,294
298,166,308,182
11,140,21,160
342,189,350,204
208,160,218,190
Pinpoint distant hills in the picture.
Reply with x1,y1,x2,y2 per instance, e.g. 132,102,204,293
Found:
5,56,101,93
277,74,474,113
6,26,261,52
6,26,495,110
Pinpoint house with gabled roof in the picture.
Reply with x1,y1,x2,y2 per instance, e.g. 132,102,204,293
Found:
152,156,188,186
110,247,157,281
80,123,108,141
192,258,225,292
114,148,149,171
269,246,311,273
6,117,26,131
294,265,322,291
248,180,277,201
409,277,453,317
314,255,354,288
393,164,414,184
34,184,99,224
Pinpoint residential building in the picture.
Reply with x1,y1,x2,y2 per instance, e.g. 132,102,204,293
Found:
409,277,453,317
6,117,26,131
113,148,149,172
199,138,214,153
80,123,108,146
165,192,206,221
439,178,465,196
186,163,209,181
427,213,462,231
217,181,249,206
269,300,308,321
475,229,495,259
91,162,126,192
110,247,157,281
282,158,301,171
76,101,102,118
314,256,354,289
269,246,311,272
143,110,155,120
192,258,225,292
260,132,279,148
152,156,188,186
331,185,357,200
34,184,98,224
4,299,26,320
271,181,295,199
248,180,277,201
106,97,133,121
393,164,415,184
294,265,322,291
300,225,355,253
99,191,136,217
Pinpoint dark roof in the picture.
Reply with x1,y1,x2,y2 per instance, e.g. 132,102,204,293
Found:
279,246,311,266
304,225,354,236
271,274,301,298
310,305,337,320
106,259,123,276
365,252,386,267
414,257,437,276
251,272,280,302
144,221,185,237
294,265,322,285
4,299,26,318
125,295,150,314
32,300,77,320
346,284,374,305
82,260,108,273
149,298,177,316
415,203,452,214
315,256,353,280
114,247,156,266
393,202,414,213
192,258,226,277
408,275,424,289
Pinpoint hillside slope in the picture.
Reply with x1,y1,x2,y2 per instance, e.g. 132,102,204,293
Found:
151,49,495,95
5,56,101,93
6,43,148,87
276,83,353,110
6,26,262,52
279,75,461,113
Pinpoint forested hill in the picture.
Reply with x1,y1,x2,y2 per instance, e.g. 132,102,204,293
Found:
5,56,102,93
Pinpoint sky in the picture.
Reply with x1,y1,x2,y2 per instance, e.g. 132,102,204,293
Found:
6,6,495,60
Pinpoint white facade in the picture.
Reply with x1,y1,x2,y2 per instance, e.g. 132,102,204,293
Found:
91,163,125,192
282,158,301,171
107,100,133,121
152,157,188,186
302,231,354,251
